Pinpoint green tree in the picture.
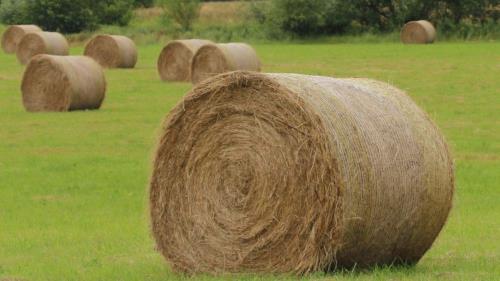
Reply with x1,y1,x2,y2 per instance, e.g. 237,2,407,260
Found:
158,0,201,31
27,0,97,33
0,0,31,24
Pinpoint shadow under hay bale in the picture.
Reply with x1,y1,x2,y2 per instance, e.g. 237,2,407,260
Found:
401,20,436,44
1,25,42,54
157,39,214,82
16,32,69,65
21,55,106,112
150,71,454,275
84,35,137,68
191,43,261,84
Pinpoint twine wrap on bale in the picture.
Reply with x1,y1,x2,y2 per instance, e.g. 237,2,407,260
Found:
16,32,69,65
150,71,454,275
401,20,436,44
1,25,42,54
84,35,138,68
191,43,261,84
21,55,106,112
157,39,214,82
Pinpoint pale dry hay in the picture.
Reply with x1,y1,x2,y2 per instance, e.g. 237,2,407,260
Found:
16,32,69,65
401,20,436,44
150,71,454,275
191,43,261,84
1,25,42,54
21,55,106,112
84,35,138,68
157,39,213,81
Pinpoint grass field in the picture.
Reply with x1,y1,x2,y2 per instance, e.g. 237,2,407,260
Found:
0,41,499,281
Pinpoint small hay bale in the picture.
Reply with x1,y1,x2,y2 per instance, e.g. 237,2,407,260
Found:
1,25,42,54
150,71,454,275
84,35,138,68
157,39,214,82
16,32,69,65
191,43,261,84
21,55,106,112
401,20,436,44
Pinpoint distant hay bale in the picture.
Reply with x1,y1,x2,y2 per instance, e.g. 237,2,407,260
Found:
21,55,106,112
1,25,42,54
150,71,454,275
84,35,138,68
191,43,261,84
157,39,214,82
401,20,436,44
16,32,69,65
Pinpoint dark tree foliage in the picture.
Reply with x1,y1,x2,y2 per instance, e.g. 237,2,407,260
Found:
1,0,137,33
28,0,97,33
133,0,155,7
0,0,31,24
259,0,499,37
95,0,134,26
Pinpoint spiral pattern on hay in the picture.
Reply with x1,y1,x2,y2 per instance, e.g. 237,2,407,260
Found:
157,39,213,82
191,43,261,84
84,35,138,68
150,71,454,275
1,25,42,54
401,20,436,44
21,55,106,112
16,32,69,65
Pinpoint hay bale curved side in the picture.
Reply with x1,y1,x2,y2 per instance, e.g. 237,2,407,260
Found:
150,71,454,275
84,35,138,68
16,32,69,65
401,20,436,44
157,39,214,81
21,55,106,112
1,25,42,54
191,43,261,84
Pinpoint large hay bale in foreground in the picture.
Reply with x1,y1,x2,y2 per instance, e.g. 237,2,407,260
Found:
21,55,106,112
1,25,42,54
16,32,69,65
150,71,454,275
191,43,260,84
84,35,137,68
157,39,214,82
401,20,436,44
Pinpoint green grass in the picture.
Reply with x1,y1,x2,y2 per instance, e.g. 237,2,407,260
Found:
0,41,499,281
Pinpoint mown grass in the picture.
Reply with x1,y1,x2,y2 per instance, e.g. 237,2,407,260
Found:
0,38,499,281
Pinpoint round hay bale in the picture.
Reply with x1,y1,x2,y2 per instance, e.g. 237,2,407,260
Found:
150,71,454,275
21,55,106,112
1,25,42,54
401,20,436,44
157,39,214,82
191,43,261,84
16,32,69,65
84,35,138,68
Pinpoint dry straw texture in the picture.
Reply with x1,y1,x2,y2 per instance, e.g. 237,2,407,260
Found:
84,35,138,68
16,31,69,65
401,20,436,44
21,55,106,112
1,25,42,54
150,71,454,275
191,43,261,84
157,39,214,82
